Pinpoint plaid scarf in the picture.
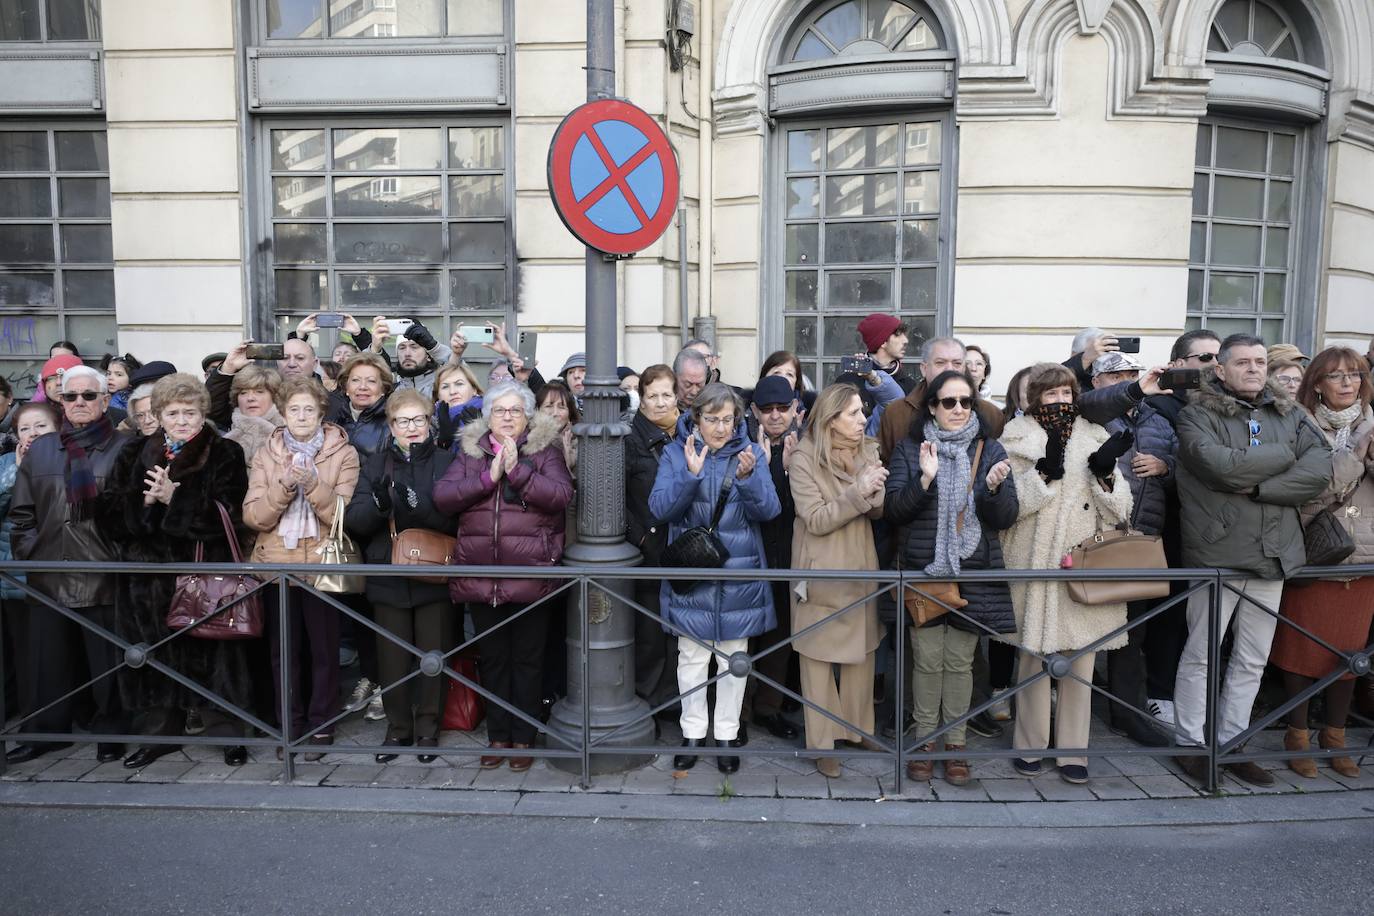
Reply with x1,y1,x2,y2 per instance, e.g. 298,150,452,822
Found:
60,415,115,521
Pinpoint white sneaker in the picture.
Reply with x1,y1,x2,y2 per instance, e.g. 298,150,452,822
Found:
989,688,1012,722
364,693,387,721
348,677,376,712
1148,698,1176,729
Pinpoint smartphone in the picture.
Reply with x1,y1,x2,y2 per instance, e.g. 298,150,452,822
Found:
460,324,496,345
840,355,874,375
517,329,538,363
384,318,414,336
1115,336,1142,353
1159,368,1203,391
245,342,286,361
316,312,344,329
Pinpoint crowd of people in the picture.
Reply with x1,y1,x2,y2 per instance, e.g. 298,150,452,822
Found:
1,314,1372,789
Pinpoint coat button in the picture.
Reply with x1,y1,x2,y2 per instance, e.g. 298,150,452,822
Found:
1083,503,1090,510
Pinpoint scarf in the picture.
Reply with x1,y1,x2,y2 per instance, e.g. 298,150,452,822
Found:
59,416,114,521
446,396,482,423
1316,400,1363,451
1028,401,1079,451
921,417,982,578
649,407,680,435
163,433,187,462
279,426,325,549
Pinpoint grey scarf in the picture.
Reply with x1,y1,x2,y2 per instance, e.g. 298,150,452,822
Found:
279,426,325,549
922,417,982,577
1316,400,1362,451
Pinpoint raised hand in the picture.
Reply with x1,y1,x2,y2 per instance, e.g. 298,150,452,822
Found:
782,431,799,471
296,315,319,337
757,427,772,464
220,341,251,376
684,436,706,476
490,446,506,483
918,440,940,484
1088,429,1134,478
370,316,390,351
736,447,757,479
449,328,469,361
985,458,1011,492
341,313,362,336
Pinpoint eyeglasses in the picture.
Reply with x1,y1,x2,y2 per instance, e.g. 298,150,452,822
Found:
700,414,736,428
60,391,99,402
286,405,320,418
1248,418,1262,447
936,397,974,410
391,416,429,429
1186,352,1217,363
490,406,524,418
756,404,791,415
1323,371,1368,384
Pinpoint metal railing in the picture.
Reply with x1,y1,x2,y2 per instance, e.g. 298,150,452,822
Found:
1,559,1370,793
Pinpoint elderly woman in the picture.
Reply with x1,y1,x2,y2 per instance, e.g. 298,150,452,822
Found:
1000,363,1134,785
432,362,484,451
787,383,888,778
1268,359,1305,401
885,371,1019,785
98,373,255,769
244,377,359,760
224,365,284,466
344,389,457,763
650,382,781,774
1271,347,1374,779
119,383,160,438
434,381,573,772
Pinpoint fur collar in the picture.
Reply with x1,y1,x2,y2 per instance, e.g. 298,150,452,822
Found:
140,422,220,478
459,411,562,459
1189,376,1295,418
226,407,283,451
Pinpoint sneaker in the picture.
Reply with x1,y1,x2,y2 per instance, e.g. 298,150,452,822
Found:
339,645,359,669
966,711,1003,739
348,677,377,712
365,693,387,721
1059,764,1088,785
988,688,1012,722
1147,698,1176,729
1013,757,1042,777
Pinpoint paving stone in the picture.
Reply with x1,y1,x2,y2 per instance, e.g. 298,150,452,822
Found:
931,780,991,802
828,775,881,800
283,764,332,786
775,774,831,799
1,756,60,781
1105,754,1173,777
468,766,528,791
722,774,777,798
1032,777,1097,802
1267,767,1342,792
32,758,99,782
127,760,198,783
1322,767,1370,790
620,768,678,795
77,761,131,783
1132,774,1199,798
370,766,431,788
672,770,732,797
422,767,478,790
877,777,935,801
519,765,578,793
176,762,237,783
323,764,386,787
982,778,1042,802
1088,776,1148,801
224,763,284,784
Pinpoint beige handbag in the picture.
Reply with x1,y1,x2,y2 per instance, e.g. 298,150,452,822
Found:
313,495,365,594
1064,528,1170,605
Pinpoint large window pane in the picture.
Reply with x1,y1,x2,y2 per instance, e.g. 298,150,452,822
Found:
824,221,895,264
62,269,113,308
1211,224,1261,265
449,222,504,263
449,269,504,310
0,178,51,218
0,132,47,171
334,223,442,263
272,129,326,171
335,127,443,171
903,122,940,166
55,131,107,171
786,178,819,219
46,0,101,41
901,267,937,311
0,316,59,353
332,0,441,38
785,316,817,356
902,172,939,213
65,313,117,356
785,272,817,310
449,174,504,217
825,174,897,217
267,0,323,39
1216,126,1267,172
827,271,892,310
826,125,898,170
0,272,55,307
274,223,328,263
821,314,866,356
902,219,938,262
1213,176,1263,219
448,0,502,35
0,225,55,263
273,176,327,217
0,1,41,41
448,127,503,170
338,271,442,309
1208,273,1256,310
786,224,818,265
333,175,442,217
788,130,821,171
275,269,329,311
58,177,110,217
60,224,111,262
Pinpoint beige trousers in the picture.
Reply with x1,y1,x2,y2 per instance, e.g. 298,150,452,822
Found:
799,652,876,751
1012,649,1096,768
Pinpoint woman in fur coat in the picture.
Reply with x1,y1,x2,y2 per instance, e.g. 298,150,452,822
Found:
999,363,1134,785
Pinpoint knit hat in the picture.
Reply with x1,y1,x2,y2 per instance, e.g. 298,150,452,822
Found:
560,352,587,375
1267,343,1309,365
129,360,178,388
1091,351,1144,376
858,313,903,354
752,375,797,408
40,354,83,381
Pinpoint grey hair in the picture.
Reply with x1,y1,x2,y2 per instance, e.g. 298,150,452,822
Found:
1071,327,1108,354
60,365,107,393
684,337,715,356
673,347,709,377
919,336,966,363
1217,333,1267,365
128,382,155,404
481,379,536,419
691,381,744,420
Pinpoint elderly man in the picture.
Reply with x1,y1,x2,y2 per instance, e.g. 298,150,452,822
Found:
1171,334,1331,788
7,366,129,765
684,338,720,383
673,347,710,411
877,337,1003,463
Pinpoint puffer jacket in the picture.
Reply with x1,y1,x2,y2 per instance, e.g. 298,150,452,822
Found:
649,415,781,642
884,416,1019,636
1297,404,1374,566
432,412,574,607
243,423,360,564
1176,377,1332,578
330,396,390,459
625,409,675,565
0,452,23,600
345,435,457,608
9,424,130,608
1104,398,1178,537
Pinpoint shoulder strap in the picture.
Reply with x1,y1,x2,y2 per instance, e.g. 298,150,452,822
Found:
213,500,245,563
955,440,985,534
708,457,738,531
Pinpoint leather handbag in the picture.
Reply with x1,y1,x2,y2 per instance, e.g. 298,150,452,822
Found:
166,501,264,640
1063,528,1170,605
1303,507,1356,568
313,494,364,594
662,458,736,595
441,655,485,731
903,441,982,627
389,518,455,584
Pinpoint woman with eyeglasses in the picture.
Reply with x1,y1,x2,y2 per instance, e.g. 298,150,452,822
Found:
999,363,1134,786
434,381,573,772
1270,348,1374,780
884,371,1018,785
118,383,161,438
650,382,781,775
344,389,458,763
1268,359,1305,401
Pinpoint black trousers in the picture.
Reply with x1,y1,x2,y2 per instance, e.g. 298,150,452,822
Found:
633,580,678,707
2,597,27,720
25,600,124,738
269,588,342,740
748,581,798,717
472,601,548,744
374,600,457,741
340,593,380,683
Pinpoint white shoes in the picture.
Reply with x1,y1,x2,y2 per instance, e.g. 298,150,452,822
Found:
348,677,377,712
365,693,387,721
1147,698,1176,730
989,688,1013,722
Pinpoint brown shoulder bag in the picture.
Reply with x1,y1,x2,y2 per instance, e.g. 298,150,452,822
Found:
904,441,982,627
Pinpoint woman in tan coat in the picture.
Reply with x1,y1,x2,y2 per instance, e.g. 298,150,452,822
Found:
243,376,360,759
789,383,888,778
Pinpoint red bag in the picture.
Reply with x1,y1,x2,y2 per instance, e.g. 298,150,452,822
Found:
441,656,485,731
166,501,263,640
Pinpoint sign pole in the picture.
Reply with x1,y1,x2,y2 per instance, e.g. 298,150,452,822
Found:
547,0,654,774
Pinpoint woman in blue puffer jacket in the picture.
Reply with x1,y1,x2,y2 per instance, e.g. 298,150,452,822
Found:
650,382,780,775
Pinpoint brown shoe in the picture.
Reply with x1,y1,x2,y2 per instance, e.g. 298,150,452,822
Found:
943,745,971,787
1222,760,1275,787
1320,726,1361,779
816,757,841,779
1284,726,1317,778
304,734,332,763
481,740,511,769
509,742,533,772
1174,754,1209,785
905,743,934,782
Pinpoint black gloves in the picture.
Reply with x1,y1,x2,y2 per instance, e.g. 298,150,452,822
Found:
373,474,394,513
1035,435,1066,481
1088,430,1134,478
403,321,438,351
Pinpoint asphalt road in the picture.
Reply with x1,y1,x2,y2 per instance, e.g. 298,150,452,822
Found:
1,807,1371,915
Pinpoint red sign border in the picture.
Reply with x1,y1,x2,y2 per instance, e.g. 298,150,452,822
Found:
547,98,680,256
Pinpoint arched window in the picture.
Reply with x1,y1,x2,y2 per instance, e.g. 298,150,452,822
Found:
1189,0,1327,347
769,0,953,385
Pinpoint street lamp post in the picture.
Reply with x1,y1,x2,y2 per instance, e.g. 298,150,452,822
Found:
546,0,654,773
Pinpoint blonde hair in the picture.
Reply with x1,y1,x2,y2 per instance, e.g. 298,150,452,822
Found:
274,376,330,415
339,351,395,396
435,361,484,397
230,365,282,400
385,388,433,421
804,382,864,475
150,373,210,417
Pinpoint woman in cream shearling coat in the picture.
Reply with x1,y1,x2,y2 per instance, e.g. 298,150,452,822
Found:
999,363,1134,784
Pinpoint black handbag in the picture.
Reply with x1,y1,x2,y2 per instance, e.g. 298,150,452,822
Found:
1303,507,1356,567
661,459,736,595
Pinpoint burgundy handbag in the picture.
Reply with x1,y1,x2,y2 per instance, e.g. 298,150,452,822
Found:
166,501,264,640
441,655,485,731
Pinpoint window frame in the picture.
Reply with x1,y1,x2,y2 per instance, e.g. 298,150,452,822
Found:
0,0,102,45
781,0,948,62
254,0,507,44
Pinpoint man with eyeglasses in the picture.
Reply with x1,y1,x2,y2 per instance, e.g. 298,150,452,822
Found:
1172,333,1332,788
7,365,129,766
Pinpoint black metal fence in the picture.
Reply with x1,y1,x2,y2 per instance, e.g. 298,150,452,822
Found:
1,559,1370,793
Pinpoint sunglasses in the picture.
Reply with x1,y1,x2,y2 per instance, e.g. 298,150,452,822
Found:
756,403,792,415
60,392,100,402
1248,418,1262,447
935,396,973,410
1187,352,1217,363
